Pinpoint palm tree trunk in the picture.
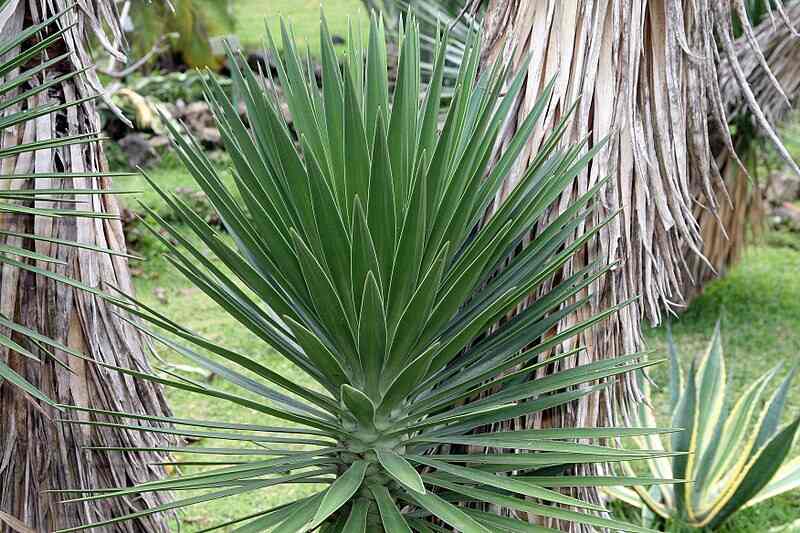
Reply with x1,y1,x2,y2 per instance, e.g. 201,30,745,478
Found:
685,150,762,297
478,1,797,529
0,2,172,531
685,4,800,298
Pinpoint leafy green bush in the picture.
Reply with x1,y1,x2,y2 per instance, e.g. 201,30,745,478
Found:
59,15,678,533
764,230,800,251
127,70,233,103
127,0,235,70
607,324,800,530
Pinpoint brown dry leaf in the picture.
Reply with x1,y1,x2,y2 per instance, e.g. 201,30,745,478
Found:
0,511,36,533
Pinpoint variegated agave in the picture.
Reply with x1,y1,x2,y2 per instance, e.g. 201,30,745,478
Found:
607,324,800,530
58,14,681,533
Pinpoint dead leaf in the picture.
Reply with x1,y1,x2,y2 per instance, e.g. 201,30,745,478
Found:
0,512,36,533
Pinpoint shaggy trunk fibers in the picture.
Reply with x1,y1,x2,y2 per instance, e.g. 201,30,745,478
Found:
685,4,800,298
477,1,798,530
0,2,172,531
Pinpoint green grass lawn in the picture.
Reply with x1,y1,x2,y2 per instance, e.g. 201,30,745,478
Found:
121,157,236,216
232,0,368,53
126,163,800,531
135,269,321,531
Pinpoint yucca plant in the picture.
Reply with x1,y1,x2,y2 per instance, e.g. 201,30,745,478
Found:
607,324,800,530
55,14,683,532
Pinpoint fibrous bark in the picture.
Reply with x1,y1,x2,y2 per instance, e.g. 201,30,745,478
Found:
0,2,172,531
478,1,797,529
686,3,800,295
